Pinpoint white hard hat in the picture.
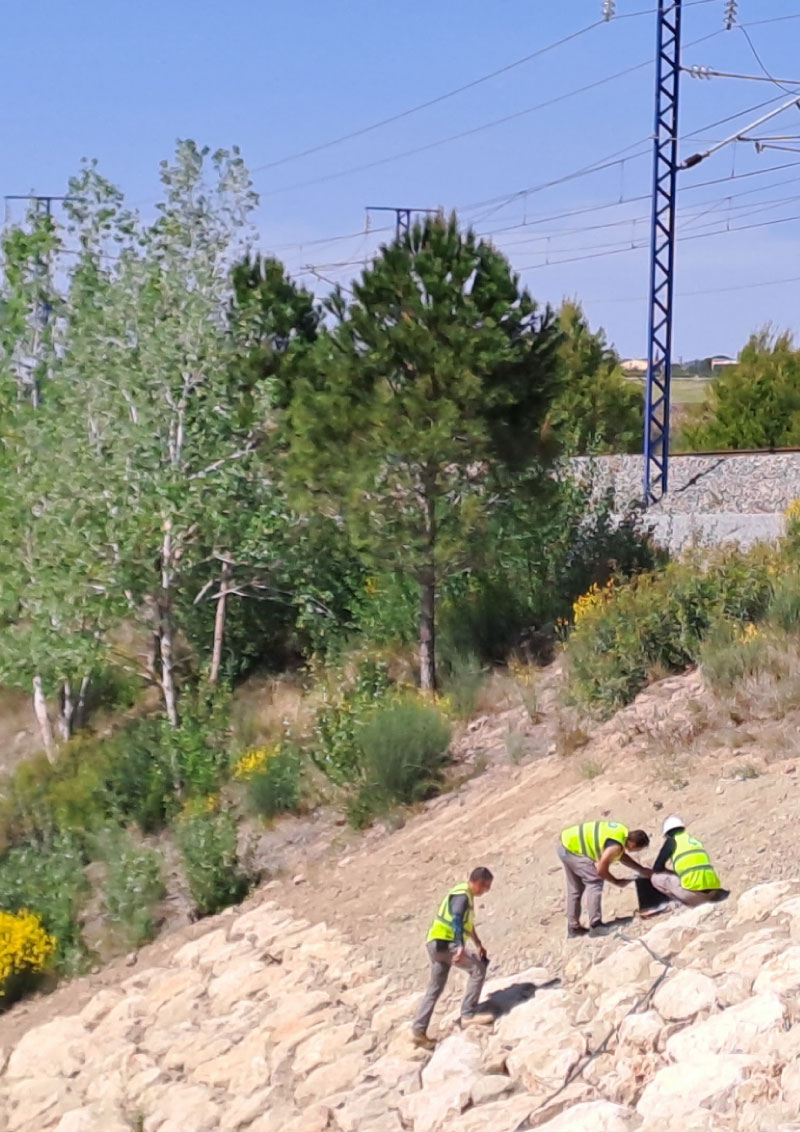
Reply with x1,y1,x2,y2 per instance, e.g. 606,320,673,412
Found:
662,814,685,836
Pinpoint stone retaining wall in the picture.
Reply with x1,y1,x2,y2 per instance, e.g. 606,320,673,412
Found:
570,453,800,551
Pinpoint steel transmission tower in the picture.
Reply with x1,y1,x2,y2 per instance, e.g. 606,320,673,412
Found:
643,0,683,505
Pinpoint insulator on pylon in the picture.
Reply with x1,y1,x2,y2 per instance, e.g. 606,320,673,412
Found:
724,0,738,30
687,65,712,80
603,0,616,21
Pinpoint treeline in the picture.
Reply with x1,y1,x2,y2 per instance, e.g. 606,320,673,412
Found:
0,142,646,747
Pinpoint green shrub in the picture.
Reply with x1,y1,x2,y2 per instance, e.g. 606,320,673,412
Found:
311,658,391,785
99,833,165,949
768,570,800,632
565,547,777,714
439,650,486,720
351,698,451,825
0,834,89,974
246,745,303,821
176,808,252,917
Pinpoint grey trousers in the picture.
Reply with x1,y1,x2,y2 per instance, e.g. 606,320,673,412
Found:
558,842,604,928
412,941,487,1036
651,870,718,907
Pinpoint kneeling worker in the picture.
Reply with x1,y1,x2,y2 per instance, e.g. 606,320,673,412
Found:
411,867,494,1050
651,815,729,907
558,820,651,937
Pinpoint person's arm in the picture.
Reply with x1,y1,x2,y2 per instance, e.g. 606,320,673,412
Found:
449,894,469,959
652,835,675,875
595,843,629,886
619,851,653,879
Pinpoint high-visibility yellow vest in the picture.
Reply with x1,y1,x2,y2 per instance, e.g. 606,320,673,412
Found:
670,830,721,892
561,820,629,862
426,882,475,943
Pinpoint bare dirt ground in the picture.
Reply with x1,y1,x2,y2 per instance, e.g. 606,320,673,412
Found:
2,660,798,1050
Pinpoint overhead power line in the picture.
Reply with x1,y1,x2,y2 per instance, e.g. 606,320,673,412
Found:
250,20,607,175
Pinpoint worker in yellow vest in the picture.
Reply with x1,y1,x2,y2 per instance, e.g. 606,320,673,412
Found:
558,820,651,937
411,867,494,1050
650,815,729,908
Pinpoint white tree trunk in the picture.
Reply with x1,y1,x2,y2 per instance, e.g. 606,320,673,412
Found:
75,674,90,731
160,522,179,727
209,560,232,686
57,679,75,741
33,675,56,763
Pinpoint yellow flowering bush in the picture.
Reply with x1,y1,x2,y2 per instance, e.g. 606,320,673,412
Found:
232,745,278,781
785,498,800,554
0,910,56,1001
572,580,615,626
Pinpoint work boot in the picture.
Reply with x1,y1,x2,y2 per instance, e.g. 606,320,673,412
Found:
567,924,589,939
588,921,614,938
411,1031,437,1051
461,1012,495,1029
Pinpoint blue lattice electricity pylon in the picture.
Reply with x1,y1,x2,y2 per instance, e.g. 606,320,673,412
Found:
643,0,683,505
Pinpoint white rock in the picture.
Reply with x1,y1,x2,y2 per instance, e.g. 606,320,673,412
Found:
781,1058,800,1109
505,1028,586,1095
399,1078,473,1132
652,969,717,1021
585,943,654,995
142,1085,219,1132
494,990,572,1045
457,1094,536,1132
294,1052,365,1104
292,1022,357,1076
731,883,794,926
712,928,785,981
421,1031,482,1088
53,1107,130,1132
617,1010,663,1052
535,1101,634,1131
470,1075,513,1104
5,1017,89,1080
715,971,755,1008
753,946,800,996
637,1053,755,1121
666,993,787,1062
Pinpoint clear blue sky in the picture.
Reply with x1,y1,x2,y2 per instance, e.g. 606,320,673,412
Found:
3,0,800,358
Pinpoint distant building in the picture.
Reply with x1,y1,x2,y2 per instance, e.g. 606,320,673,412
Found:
709,356,737,372
621,358,648,376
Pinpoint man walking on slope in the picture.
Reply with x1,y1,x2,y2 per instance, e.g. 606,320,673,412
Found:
558,820,651,937
411,867,495,1050
650,815,729,908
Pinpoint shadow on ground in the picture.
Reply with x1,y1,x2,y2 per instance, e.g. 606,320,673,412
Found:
478,976,561,1019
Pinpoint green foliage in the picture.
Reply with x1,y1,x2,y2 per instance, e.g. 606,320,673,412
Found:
438,650,486,720
99,833,166,949
311,659,392,785
566,548,777,713
287,214,562,688
246,744,303,821
349,698,451,826
768,570,800,632
683,329,800,451
176,808,252,917
550,302,643,454
0,834,89,974
698,621,771,691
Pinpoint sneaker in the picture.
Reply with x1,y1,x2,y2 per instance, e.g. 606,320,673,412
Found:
639,901,672,919
461,1011,495,1028
567,924,589,939
411,1031,437,1050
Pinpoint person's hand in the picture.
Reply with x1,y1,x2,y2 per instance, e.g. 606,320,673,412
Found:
640,866,653,879
453,946,465,963
614,877,633,888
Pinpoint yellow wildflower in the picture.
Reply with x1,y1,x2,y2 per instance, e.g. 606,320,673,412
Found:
572,580,616,625
0,911,56,996
233,745,278,781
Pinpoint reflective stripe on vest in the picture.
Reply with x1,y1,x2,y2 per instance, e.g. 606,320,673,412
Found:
426,882,475,943
561,821,629,862
670,830,721,892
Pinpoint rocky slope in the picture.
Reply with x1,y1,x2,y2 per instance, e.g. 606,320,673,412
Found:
3,879,800,1131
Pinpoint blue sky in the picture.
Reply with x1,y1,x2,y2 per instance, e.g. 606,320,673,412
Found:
3,0,800,358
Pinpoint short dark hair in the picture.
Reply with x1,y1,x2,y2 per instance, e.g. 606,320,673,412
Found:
470,866,494,883
627,830,650,849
